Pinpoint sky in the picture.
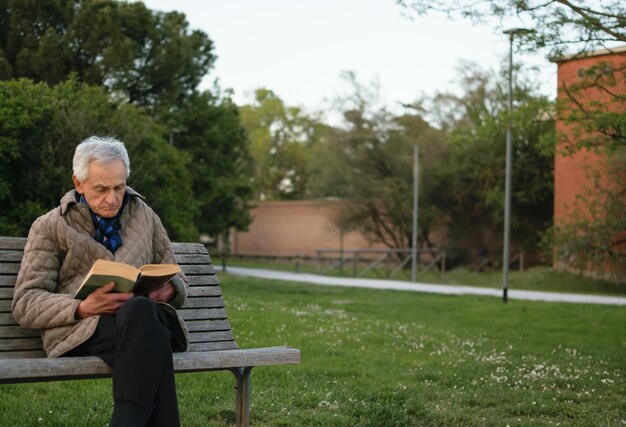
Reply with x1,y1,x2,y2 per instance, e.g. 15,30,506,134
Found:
140,0,557,115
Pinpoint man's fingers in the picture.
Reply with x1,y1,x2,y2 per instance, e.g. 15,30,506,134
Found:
92,282,116,294
147,282,175,303
91,283,133,300
113,292,133,302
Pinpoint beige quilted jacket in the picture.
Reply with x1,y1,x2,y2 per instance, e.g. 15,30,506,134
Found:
12,187,188,358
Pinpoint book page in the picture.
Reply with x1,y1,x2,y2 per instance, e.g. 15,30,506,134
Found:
91,259,140,282
138,264,181,277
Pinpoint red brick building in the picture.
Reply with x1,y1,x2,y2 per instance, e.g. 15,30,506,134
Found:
552,46,626,276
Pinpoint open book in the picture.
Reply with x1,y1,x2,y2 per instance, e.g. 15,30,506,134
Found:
74,259,181,300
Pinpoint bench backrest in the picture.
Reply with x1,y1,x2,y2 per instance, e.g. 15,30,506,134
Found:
0,237,238,359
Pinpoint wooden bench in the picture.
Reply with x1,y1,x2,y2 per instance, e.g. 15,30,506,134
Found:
0,236,300,426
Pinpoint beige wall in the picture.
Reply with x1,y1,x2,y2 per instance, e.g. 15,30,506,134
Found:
230,200,385,257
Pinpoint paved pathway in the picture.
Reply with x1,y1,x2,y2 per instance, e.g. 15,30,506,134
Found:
223,266,626,306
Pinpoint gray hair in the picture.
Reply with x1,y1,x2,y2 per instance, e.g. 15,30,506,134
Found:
72,136,131,181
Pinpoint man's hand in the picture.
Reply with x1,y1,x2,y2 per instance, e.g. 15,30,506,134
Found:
75,282,133,319
147,281,175,303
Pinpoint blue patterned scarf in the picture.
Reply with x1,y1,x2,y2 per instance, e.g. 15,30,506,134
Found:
79,193,128,254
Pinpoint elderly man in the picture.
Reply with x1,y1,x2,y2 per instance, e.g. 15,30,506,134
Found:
12,136,188,427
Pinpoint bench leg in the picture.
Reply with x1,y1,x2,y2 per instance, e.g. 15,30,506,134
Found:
232,367,253,427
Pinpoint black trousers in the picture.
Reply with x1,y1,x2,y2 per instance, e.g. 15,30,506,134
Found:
64,297,180,427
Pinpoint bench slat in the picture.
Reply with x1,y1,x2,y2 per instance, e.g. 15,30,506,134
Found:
181,297,225,309
178,308,227,320
0,237,26,250
0,347,300,384
188,331,235,343
0,250,24,262
0,326,40,338
1,337,43,351
0,332,237,345
171,243,207,254
0,355,110,382
0,264,20,274
175,254,215,264
0,350,46,359
0,325,235,340
0,276,17,287
0,313,17,325
175,347,300,372
0,335,238,353
181,264,215,275
187,286,221,297
187,341,239,352
185,319,231,332
186,275,219,286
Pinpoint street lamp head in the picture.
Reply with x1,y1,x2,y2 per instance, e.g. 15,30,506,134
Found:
503,27,534,37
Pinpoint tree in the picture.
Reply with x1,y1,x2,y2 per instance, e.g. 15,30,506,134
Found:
552,151,626,282
396,0,626,56
557,58,626,152
308,73,449,251
239,88,323,200
166,89,255,236
396,0,625,153
428,63,555,257
0,0,215,113
0,78,57,235
0,1,256,239
308,65,554,262
0,77,197,240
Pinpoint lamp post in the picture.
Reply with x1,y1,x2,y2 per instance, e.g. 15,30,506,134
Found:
502,27,532,303
411,144,419,282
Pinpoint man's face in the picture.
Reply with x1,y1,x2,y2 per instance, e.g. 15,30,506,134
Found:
73,159,127,218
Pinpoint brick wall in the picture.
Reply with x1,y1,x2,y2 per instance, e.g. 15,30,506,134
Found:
553,47,626,275
553,49,625,226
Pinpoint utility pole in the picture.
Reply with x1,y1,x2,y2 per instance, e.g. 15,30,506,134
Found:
411,144,419,282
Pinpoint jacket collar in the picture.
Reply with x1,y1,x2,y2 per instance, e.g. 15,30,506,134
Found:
60,186,145,215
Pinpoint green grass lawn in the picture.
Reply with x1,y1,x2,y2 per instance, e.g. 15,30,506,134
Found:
1,273,624,426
